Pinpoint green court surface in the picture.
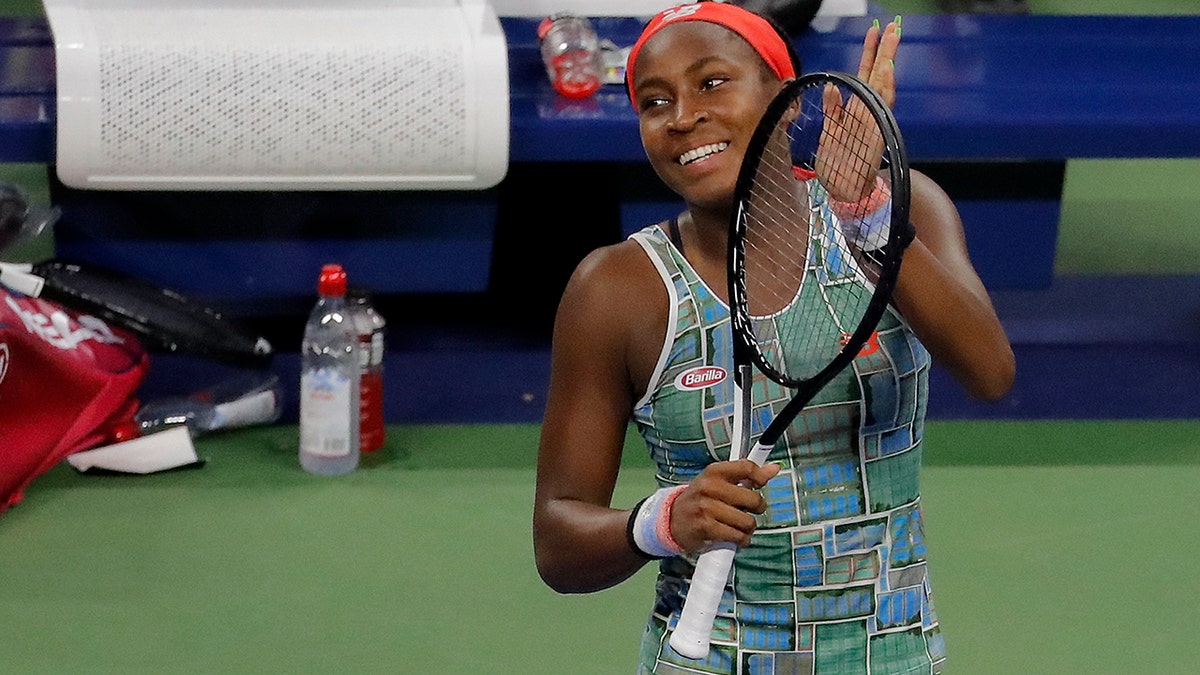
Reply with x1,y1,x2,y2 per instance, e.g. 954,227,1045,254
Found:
3,420,1199,674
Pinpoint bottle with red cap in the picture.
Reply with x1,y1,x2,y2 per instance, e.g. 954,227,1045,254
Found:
299,263,360,476
537,12,604,99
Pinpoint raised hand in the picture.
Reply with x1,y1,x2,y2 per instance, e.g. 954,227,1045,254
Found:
814,18,901,203
857,17,900,108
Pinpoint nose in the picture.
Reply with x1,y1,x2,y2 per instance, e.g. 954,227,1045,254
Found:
668,94,707,132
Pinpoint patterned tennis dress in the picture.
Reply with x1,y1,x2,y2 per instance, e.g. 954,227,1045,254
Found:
629,210,943,674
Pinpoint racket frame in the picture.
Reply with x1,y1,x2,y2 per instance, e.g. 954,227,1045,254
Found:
729,71,912,451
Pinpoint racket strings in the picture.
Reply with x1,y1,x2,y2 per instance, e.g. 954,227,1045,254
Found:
740,80,892,385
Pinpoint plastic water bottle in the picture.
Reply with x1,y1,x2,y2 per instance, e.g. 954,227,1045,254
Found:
537,13,604,99
348,288,386,454
299,263,360,476
135,372,284,437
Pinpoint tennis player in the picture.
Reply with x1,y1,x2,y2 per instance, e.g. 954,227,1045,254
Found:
533,3,1014,672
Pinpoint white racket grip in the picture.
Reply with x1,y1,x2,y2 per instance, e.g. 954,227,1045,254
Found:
743,440,772,467
669,544,736,660
668,438,773,659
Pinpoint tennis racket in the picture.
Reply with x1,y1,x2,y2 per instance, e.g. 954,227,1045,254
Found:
668,71,914,660
0,259,273,366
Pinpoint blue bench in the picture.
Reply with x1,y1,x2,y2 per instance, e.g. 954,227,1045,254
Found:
506,14,1200,161
2,13,1199,303
505,14,1200,291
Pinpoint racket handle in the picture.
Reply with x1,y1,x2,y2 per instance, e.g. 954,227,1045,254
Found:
668,439,773,660
669,544,735,660
743,440,772,467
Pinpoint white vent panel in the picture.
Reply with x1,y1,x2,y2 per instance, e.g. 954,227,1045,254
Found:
45,0,509,190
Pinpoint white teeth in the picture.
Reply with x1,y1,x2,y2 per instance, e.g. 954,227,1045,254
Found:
678,142,728,165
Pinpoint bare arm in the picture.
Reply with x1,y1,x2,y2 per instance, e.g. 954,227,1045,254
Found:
533,243,659,593
893,170,1015,400
533,239,781,593
852,20,1014,400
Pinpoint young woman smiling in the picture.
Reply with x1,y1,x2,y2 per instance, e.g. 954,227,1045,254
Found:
534,4,1013,672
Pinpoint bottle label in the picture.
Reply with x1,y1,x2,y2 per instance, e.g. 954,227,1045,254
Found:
300,368,354,457
359,371,385,452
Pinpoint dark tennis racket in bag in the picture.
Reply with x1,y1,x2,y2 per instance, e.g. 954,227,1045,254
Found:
669,72,914,660
0,259,273,366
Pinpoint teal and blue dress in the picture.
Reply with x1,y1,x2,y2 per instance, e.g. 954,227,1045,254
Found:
629,205,942,674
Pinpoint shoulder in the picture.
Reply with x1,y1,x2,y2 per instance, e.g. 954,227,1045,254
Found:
565,236,664,305
549,237,672,403
559,237,668,333
554,237,670,355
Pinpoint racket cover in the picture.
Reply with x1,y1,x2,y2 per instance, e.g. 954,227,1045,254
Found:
28,260,273,366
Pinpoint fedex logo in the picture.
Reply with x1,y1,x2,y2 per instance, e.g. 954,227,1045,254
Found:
674,365,728,391
4,295,124,351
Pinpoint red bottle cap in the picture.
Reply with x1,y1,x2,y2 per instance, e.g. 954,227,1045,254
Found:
536,15,554,41
537,12,576,41
318,263,347,297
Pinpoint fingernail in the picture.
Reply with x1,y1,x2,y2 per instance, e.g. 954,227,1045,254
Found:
873,18,880,30
890,59,896,69
895,14,903,26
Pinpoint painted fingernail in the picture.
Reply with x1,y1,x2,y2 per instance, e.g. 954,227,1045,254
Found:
873,18,880,30
895,14,903,26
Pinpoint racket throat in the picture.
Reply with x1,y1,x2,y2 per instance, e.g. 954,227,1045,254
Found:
731,363,754,461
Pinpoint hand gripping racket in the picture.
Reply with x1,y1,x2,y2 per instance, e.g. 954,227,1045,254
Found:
668,72,914,660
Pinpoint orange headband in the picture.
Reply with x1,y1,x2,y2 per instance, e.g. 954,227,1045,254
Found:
626,2,797,107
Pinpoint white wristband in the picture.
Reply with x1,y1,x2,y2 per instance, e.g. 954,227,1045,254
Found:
840,200,892,252
829,176,892,252
630,485,686,559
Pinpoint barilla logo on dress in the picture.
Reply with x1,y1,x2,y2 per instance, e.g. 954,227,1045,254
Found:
674,365,728,391
661,4,703,22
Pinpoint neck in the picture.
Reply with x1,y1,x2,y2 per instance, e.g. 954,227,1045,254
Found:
680,204,730,258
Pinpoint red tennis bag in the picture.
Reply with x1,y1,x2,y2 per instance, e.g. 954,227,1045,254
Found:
0,286,148,515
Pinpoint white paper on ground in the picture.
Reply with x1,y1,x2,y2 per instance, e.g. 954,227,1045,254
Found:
67,426,200,475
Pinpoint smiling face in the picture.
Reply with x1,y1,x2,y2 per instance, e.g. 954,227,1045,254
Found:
631,21,785,216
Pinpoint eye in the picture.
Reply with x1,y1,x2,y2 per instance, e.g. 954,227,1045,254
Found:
701,76,729,91
638,95,670,113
